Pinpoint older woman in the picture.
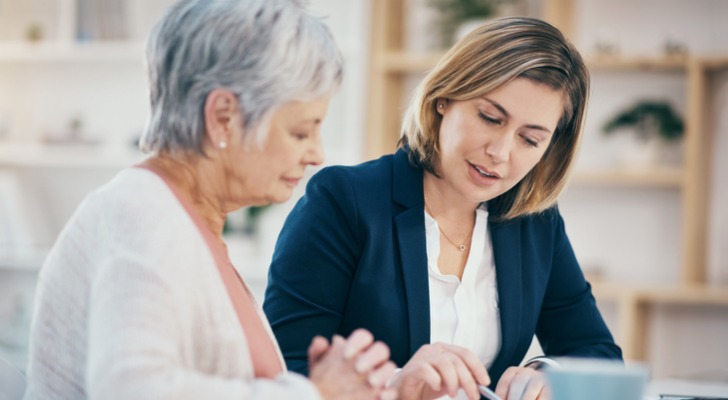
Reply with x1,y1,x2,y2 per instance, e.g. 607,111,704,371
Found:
264,17,622,400
23,0,396,399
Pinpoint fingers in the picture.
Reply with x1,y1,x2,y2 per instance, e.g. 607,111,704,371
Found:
417,363,444,393
355,341,391,373
309,331,393,400
495,367,548,400
518,372,547,400
397,343,483,400
446,345,491,387
329,334,346,355
367,360,397,388
344,329,375,360
495,366,517,399
378,387,399,400
425,343,488,399
307,336,330,366
430,352,461,397
451,356,480,400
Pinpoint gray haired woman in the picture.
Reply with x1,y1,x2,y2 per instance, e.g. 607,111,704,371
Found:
23,1,396,399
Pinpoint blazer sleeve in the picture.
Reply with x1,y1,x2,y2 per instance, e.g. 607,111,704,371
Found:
263,167,361,375
534,208,623,360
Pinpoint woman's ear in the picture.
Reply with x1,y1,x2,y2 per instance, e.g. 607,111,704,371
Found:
435,99,448,116
204,89,241,150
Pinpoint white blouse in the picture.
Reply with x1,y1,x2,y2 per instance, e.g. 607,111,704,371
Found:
425,205,501,399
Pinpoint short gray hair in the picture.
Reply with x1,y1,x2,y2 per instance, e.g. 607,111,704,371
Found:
140,0,344,154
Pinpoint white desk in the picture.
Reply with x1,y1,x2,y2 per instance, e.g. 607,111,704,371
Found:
645,378,728,399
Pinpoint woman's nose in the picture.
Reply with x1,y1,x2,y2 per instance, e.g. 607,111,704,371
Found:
305,139,325,166
484,132,514,163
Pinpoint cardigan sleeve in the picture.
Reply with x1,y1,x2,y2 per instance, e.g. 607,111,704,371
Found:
263,167,361,376
534,208,623,360
85,240,322,400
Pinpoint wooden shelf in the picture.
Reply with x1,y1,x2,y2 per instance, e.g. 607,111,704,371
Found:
571,167,684,188
375,51,697,74
592,281,728,306
0,143,145,168
0,42,144,63
586,55,688,71
698,56,728,71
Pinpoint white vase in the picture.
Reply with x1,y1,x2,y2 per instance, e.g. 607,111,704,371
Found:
612,133,661,169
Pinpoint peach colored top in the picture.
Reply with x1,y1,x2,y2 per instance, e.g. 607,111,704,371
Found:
138,165,283,379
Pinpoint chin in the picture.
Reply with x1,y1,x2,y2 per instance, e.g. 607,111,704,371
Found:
267,191,294,204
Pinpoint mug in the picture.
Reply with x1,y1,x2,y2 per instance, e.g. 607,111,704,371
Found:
546,358,648,400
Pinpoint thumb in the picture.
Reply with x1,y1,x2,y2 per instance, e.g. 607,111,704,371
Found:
308,336,330,366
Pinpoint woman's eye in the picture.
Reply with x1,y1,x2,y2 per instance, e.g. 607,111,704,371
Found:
521,135,539,147
478,112,502,126
294,132,309,140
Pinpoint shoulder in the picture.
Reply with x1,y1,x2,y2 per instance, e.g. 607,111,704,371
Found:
502,205,564,238
303,153,398,206
77,168,202,253
310,153,395,187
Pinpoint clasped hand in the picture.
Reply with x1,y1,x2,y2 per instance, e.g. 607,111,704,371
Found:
308,329,399,400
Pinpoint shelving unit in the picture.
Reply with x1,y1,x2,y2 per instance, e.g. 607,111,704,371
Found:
0,1,173,370
366,0,728,366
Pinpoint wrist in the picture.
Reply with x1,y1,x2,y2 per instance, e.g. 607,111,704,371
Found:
524,356,560,371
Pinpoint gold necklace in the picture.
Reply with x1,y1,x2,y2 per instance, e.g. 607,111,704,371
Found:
424,202,473,252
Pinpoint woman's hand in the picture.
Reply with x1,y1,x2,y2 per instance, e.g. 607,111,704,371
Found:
309,329,398,400
494,366,550,400
389,343,490,400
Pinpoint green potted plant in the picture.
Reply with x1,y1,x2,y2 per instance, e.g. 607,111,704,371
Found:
427,0,517,47
602,100,684,167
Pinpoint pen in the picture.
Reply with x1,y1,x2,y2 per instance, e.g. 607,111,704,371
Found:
478,384,503,400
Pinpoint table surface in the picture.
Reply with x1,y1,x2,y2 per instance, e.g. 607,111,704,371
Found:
645,378,728,399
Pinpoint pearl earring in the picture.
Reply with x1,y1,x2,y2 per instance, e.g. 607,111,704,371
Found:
219,140,227,149
438,103,444,109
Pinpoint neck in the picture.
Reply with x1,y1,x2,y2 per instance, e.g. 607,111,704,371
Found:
423,171,479,222
142,153,229,240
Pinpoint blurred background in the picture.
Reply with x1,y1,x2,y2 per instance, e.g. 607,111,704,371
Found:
1,0,727,387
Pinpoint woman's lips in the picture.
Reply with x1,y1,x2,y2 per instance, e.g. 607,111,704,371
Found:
467,161,501,186
282,177,301,187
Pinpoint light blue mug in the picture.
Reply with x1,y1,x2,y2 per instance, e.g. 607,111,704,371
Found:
546,358,648,400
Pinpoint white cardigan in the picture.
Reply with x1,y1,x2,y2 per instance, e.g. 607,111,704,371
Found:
24,168,321,400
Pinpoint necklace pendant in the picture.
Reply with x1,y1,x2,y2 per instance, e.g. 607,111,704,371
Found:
459,244,466,252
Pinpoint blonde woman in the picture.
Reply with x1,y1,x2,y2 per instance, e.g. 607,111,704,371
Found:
23,0,397,399
264,17,621,400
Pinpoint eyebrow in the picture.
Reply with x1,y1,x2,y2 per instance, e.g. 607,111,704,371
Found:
299,118,322,126
482,97,554,135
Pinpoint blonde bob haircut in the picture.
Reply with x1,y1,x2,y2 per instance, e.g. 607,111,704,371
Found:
399,17,589,221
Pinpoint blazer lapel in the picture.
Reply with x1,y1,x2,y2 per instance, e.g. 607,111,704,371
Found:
391,150,431,357
488,218,523,378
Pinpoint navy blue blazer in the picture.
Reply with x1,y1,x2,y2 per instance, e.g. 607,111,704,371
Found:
263,149,621,385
